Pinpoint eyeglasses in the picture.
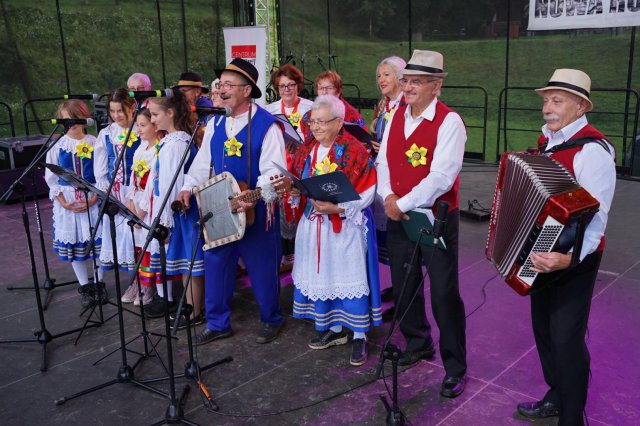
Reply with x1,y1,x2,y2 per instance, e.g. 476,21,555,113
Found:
399,78,439,87
317,85,336,94
308,117,339,127
278,83,297,91
128,86,148,92
215,81,248,90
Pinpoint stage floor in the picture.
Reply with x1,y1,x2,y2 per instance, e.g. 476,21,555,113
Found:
1,162,638,425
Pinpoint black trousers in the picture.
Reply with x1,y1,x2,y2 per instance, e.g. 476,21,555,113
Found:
386,209,467,378
531,251,601,426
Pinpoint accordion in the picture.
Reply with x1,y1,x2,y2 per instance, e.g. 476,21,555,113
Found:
486,152,600,295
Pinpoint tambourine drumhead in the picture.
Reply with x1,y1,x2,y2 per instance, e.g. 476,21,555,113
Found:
193,172,246,250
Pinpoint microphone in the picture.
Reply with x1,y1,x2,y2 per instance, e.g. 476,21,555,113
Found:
196,211,213,226
432,201,449,244
190,105,232,117
128,89,174,101
64,93,100,102
51,118,96,127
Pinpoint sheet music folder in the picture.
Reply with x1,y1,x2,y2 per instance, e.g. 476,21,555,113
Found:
272,162,360,204
273,114,303,151
401,207,447,250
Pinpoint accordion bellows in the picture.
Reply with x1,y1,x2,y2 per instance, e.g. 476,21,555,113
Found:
486,152,599,295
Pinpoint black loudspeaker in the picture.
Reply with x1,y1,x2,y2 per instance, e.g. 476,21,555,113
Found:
0,135,49,204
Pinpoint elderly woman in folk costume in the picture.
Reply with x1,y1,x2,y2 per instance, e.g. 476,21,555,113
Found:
299,71,369,145
266,64,314,270
289,95,382,366
370,56,408,277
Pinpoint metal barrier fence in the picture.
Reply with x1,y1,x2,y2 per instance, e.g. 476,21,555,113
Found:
497,87,639,177
346,85,489,161
0,102,15,137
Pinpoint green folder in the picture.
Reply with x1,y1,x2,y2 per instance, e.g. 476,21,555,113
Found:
401,208,447,250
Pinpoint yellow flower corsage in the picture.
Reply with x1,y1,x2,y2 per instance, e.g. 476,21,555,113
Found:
288,111,301,126
224,137,243,157
405,143,428,167
384,107,396,122
118,130,139,147
314,157,338,175
75,141,94,159
133,159,149,178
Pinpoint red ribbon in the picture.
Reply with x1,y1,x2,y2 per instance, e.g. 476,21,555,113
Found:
309,213,324,274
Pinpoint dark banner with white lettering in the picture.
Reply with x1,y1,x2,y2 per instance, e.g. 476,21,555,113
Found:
529,0,640,30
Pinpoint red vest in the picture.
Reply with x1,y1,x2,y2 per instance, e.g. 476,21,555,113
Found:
386,102,460,212
536,124,610,252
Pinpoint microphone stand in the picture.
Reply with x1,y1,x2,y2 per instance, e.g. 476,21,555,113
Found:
375,227,429,426
91,222,167,367
5,125,81,308
166,211,232,412
54,178,171,408
0,161,103,372
375,203,448,426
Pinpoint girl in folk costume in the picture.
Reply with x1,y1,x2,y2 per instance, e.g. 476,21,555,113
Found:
370,56,407,268
45,100,106,308
139,91,204,320
290,96,382,366
121,108,159,306
94,88,141,274
266,64,313,270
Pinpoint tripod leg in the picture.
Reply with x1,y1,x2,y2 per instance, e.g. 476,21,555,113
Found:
54,378,119,405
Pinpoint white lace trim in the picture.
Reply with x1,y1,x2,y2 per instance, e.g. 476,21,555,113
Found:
337,203,369,245
295,280,370,302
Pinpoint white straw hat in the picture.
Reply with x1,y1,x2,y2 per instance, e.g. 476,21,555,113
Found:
535,68,593,112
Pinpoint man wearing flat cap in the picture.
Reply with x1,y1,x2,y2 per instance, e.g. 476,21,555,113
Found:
516,69,616,425
376,49,468,398
177,58,287,346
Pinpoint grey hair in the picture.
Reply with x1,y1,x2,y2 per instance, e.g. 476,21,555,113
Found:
377,56,407,80
210,78,220,90
127,73,152,89
312,95,345,119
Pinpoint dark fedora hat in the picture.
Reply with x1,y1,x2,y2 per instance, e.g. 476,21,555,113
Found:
216,58,262,99
173,71,209,94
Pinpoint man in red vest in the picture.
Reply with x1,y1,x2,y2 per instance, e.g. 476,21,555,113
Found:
516,69,616,425
376,50,467,398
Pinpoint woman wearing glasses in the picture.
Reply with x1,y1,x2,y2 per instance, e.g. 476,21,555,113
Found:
299,71,368,144
265,64,313,140
289,95,382,367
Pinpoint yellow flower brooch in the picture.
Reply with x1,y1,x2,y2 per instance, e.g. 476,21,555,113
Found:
405,143,428,167
75,141,94,159
288,111,301,126
118,130,139,147
133,159,149,178
315,157,338,175
224,137,243,157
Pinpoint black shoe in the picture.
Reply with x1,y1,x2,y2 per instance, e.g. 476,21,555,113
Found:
94,282,109,305
440,375,466,398
255,322,283,344
170,313,205,330
398,342,435,366
350,338,368,366
194,328,232,346
308,329,348,350
143,294,177,319
78,285,94,308
517,400,560,418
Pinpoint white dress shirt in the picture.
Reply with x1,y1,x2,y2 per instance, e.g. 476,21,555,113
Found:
182,103,287,191
541,114,616,261
376,97,467,212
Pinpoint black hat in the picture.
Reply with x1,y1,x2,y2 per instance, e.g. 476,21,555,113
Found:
215,58,262,99
173,71,209,94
